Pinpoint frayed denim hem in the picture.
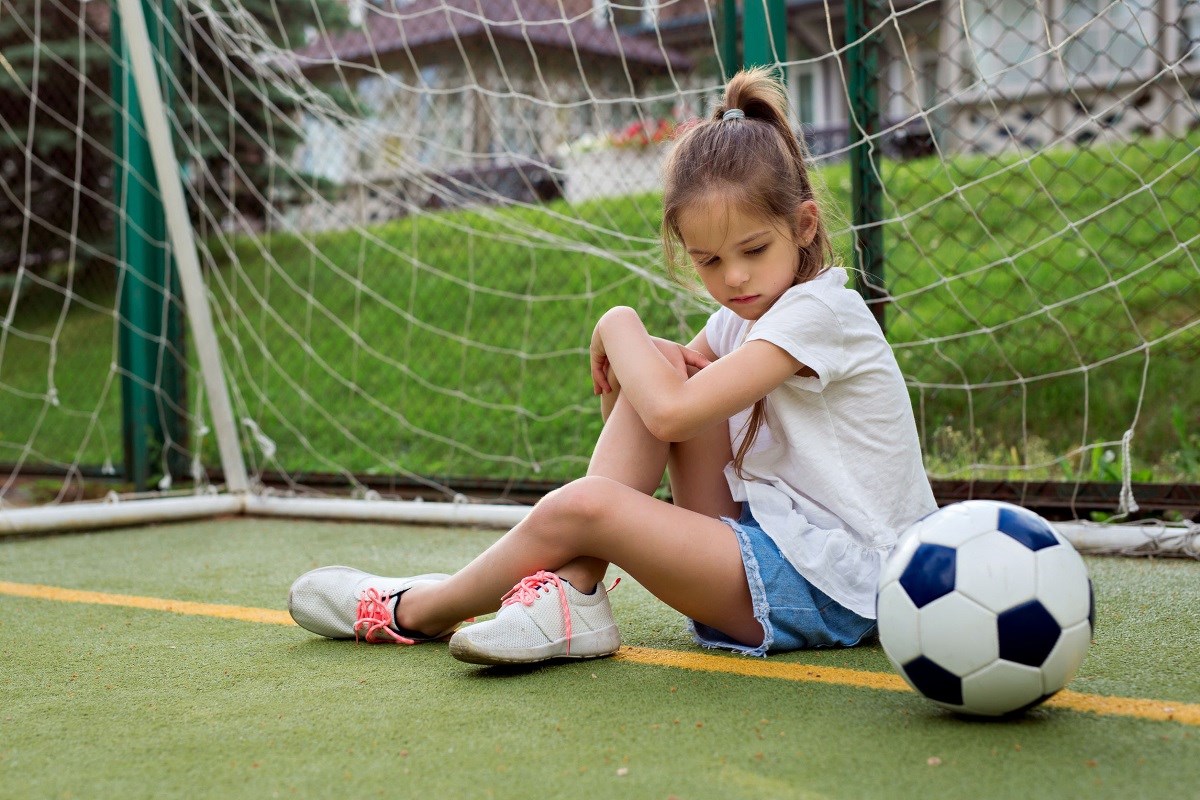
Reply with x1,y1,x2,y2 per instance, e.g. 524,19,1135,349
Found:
687,507,878,655
686,514,773,658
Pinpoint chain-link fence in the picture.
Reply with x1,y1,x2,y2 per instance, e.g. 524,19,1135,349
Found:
858,0,1199,502
1,0,1196,518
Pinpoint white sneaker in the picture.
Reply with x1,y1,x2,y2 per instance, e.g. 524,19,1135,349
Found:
288,565,454,643
448,570,621,665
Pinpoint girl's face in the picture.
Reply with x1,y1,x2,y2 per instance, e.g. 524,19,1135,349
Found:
677,197,819,321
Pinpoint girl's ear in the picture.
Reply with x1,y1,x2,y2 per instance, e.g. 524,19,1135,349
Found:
792,200,820,247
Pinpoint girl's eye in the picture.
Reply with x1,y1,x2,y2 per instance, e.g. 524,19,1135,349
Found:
696,257,719,269
745,245,767,256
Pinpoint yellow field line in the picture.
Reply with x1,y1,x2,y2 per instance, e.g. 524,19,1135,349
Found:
3,579,1197,727
0,580,293,626
614,645,910,692
613,646,1200,726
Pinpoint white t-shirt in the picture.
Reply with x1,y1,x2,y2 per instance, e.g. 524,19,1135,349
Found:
704,267,936,618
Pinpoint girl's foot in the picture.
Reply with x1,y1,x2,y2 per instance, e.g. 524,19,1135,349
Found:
288,565,454,643
448,570,621,665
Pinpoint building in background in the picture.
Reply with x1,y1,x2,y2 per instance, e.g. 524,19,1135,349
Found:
643,0,1199,158
291,0,693,215
289,0,1200,222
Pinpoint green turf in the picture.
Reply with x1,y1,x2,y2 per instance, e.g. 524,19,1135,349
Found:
1,519,1198,799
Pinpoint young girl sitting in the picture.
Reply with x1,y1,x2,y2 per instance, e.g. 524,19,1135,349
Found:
288,67,937,664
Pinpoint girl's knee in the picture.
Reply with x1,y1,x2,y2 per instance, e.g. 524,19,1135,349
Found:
517,477,625,567
535,476,621,529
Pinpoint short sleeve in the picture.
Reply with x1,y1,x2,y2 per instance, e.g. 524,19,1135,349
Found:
704,305,744,359
746,290,845,391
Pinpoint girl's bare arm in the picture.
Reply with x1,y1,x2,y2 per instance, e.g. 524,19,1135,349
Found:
598,334,714,422
591,306,805,442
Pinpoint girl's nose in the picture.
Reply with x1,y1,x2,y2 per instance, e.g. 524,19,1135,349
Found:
725,267,748,287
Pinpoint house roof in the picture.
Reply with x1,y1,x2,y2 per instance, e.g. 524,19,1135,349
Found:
296,0,691,72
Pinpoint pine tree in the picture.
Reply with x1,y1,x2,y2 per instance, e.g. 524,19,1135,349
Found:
0,2,111,281
0,0,349,279
176,0,349,228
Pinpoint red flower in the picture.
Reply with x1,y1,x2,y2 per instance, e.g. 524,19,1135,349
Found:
608,117,677,148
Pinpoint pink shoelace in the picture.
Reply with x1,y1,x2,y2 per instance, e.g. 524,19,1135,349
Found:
354,587,417,644
499,570,620,657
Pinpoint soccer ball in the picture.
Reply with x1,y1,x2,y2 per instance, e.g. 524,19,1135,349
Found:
876,500,1094,716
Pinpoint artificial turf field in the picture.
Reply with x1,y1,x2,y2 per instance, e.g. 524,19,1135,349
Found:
1,518,1197,800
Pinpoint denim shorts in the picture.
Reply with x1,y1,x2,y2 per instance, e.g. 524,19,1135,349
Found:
687,505,877,657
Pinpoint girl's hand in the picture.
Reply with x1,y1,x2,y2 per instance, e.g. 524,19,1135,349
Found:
590,324,612,395
591,321,710,395
667,340,713,377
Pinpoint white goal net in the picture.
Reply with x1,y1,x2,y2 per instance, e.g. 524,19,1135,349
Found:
0,0,1197,547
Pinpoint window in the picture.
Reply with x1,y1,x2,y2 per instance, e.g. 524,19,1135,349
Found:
789,61,825,126
963,0,1049,89
1061,0,1154,78
299,114,350,182
917,49,940,108
1184,0,1200,64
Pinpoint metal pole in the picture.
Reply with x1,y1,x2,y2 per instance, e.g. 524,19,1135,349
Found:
112,0,186,489
718,0,740,82
846,0,887,331
742,0,787,79
115,0,250,493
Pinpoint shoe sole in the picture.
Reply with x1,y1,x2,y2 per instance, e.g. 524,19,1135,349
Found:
448,626,622,665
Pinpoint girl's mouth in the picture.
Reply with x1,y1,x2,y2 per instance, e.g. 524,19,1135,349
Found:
730,294,758,304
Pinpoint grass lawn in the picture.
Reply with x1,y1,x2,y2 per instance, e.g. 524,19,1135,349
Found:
1,518,1198,799
0,132,1196,489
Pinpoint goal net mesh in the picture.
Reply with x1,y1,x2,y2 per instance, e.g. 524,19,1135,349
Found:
0,0,1197,529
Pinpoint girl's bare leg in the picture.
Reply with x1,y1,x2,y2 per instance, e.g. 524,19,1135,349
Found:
397,346,761,646
399,476,763,646
563,343,742,587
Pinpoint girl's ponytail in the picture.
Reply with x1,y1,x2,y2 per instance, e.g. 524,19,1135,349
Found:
717,68,807,174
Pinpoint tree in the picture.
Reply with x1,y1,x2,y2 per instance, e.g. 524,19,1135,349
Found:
174,0,350,228
0,0,349,282
0,1,112,280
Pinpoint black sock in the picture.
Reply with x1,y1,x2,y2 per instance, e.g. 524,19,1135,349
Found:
390,590,430,639
561,578,598,596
